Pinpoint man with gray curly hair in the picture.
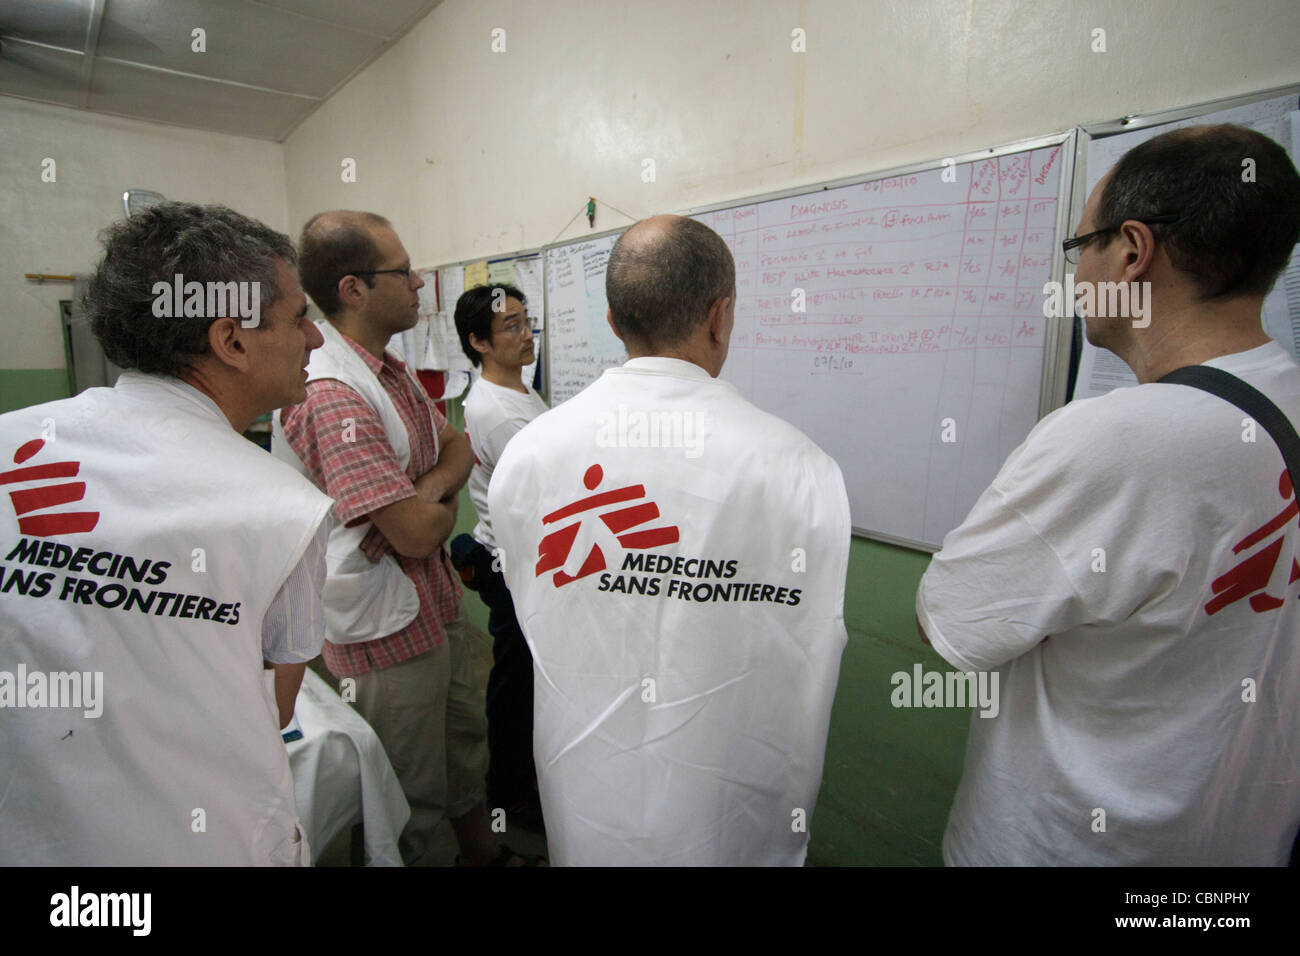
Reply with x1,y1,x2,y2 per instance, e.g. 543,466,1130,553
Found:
0,202,334,865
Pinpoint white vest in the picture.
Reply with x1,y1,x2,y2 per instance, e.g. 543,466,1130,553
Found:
272,320,435,645
0,373,332,865
489,357,851,865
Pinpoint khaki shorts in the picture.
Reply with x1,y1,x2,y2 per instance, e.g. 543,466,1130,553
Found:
347,610,488,865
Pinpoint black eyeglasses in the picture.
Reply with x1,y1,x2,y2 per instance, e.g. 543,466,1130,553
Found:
1062,214,1180,264
346,267,412,281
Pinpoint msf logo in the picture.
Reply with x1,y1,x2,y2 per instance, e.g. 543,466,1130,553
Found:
1,439,99,536
535,464,679,587
1205,469,1299,615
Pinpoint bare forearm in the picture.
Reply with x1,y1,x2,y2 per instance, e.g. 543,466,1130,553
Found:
426,496,458,549
414,469,457,505
272,661,308,730
416,429,473,504
371,424,468,557
370,493,458,558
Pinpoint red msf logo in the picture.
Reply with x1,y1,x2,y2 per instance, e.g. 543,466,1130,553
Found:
1205,468,1299,615
1,439,99,536
535,464,679,587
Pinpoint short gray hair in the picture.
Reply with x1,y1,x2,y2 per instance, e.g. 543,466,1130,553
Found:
86,202,296,377
606,217,735,351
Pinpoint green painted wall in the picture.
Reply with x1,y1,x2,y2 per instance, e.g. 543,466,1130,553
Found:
445,396,961,866
0,369,71,414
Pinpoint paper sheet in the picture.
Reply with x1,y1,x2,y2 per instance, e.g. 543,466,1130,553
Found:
464,260,489,289
487,260,517,286
439,264,464,315
426,266,469,371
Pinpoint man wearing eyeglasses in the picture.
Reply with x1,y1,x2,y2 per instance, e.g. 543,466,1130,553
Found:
274,210,503,866
449,284,548,833
917,124,1300,865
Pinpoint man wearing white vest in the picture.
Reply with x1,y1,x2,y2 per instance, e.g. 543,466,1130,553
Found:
0,203,333,865
917,125,1300,865
489,215,851,865
277,211,505,866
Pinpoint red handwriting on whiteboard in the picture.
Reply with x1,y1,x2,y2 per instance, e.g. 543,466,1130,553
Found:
1035,147,1061,186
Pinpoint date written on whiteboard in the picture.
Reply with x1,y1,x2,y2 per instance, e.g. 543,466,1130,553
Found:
812,355,857,372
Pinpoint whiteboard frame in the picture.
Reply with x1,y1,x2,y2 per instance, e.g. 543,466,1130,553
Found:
541,132,1077,551
1078,83,1300,140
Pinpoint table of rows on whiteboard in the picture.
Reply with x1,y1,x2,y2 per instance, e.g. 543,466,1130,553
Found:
695,144,1064,546
545,234,623,404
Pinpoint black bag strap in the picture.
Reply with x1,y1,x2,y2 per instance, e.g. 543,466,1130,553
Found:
1158,365,1300,867
1158,365,1300,511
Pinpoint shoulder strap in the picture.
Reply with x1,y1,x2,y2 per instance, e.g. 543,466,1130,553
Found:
1158,365,1300,507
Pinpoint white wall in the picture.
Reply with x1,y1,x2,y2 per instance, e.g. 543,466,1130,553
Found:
283,0,1300,271
6,1,1300,369
0,97,287,370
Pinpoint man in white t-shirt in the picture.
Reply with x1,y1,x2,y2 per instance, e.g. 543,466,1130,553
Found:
0,203,333,865
917,124,1300,865
489,215,850,865
450,283,548,829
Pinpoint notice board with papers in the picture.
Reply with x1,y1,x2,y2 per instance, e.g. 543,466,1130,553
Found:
542,133,1076,550
421,251,547,396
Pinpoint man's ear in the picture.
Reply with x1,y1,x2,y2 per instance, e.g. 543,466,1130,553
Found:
469,331,492,356
1117,220,1158,284
337,275,365,310
706,295,732,345
205,317,252,371
605,308,625,343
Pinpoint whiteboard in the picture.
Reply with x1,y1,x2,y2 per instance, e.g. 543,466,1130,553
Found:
543,135,1073,549
545,233,625,404
1072,87,1300,401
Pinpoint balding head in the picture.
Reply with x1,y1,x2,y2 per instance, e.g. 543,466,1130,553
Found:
298,210,393,316
606,214,735,352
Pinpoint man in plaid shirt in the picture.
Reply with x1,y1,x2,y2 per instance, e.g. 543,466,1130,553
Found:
279,210,501,866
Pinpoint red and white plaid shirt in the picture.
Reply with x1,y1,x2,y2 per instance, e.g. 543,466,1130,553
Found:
281,333,462,677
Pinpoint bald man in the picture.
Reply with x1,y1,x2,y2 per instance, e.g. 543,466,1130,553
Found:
489,215,851,865
273,211,511,866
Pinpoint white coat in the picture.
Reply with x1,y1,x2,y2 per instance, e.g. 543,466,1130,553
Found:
490,356,850,865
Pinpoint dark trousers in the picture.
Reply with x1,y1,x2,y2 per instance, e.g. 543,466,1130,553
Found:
455,534,538,810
